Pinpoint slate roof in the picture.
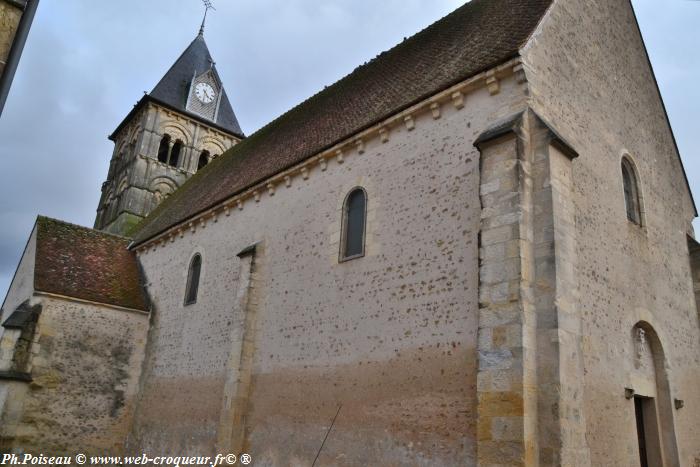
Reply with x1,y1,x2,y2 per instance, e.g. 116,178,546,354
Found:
150,33,242,135
131,0,553,245
34,217,149,311
110,33,243,139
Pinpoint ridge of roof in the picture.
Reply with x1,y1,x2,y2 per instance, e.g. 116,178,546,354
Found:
34,216,149,311
131,0,554,246
36,215,131,240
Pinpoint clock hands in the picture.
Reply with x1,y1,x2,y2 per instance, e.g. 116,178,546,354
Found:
195,83,215,104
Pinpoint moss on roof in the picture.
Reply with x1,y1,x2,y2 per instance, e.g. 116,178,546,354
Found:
132,0,553,245
34,216,149,311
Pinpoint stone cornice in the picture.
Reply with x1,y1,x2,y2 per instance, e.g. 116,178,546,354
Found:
34,291,150,315
153,101,240,143
132,57,526,253
110,95,244,142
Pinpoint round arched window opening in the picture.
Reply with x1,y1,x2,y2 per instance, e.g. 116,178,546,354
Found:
198,150,210,171
621,157,643,225
157,134,171,163
184,254,202,305
169,140,183,168
339,187,367,262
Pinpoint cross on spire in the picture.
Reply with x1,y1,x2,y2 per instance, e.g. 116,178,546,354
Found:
199,0,215,36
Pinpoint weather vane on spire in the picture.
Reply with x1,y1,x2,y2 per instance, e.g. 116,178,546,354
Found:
199,0,215,36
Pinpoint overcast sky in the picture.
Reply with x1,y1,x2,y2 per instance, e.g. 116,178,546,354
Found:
0,0,698,299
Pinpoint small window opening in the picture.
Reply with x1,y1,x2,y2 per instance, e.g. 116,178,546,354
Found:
622,158,642,225
157,134,171,163
198,150,210,171
169,140,183,168
184,254,202,305
340,188,367,261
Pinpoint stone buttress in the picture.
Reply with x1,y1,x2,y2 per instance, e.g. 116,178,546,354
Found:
474,109,590,466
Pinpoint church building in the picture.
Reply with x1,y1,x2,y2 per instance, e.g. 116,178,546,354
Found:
1,0,699,465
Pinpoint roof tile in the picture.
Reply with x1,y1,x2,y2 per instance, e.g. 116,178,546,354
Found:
34,217,149,311
133,0,552,245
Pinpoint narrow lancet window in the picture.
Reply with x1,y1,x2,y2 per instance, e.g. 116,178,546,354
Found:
622,158,642,225
157,134,171,163
340,188,367,261
198,150,210,171
170,140,183,168
184,254,202,305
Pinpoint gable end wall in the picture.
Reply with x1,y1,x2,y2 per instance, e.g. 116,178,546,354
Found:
522,0,700,464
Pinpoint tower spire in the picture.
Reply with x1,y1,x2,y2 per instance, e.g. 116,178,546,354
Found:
199,0,215,36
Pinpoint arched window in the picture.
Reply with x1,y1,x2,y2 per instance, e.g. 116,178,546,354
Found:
169,140,183,168
622,157,642,225
184,254,202,305
198,150,210,171
157,134,171,163
340,188,367,261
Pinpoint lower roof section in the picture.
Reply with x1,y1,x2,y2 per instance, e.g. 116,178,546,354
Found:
34,216,149,312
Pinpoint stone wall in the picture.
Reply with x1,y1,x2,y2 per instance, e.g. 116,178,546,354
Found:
474,111,588,466
0,296,148,454
0,225,36,447
522,0,700,465
0,223,36,326
0,0,23,79
475,127,538,466
130,72,528,464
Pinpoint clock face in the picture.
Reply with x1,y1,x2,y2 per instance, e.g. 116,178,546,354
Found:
195,82,216,104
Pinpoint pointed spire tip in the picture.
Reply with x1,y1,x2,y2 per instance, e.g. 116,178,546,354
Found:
199,0,214,36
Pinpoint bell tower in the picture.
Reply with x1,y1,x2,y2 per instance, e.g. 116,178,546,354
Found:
94,29,244,236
